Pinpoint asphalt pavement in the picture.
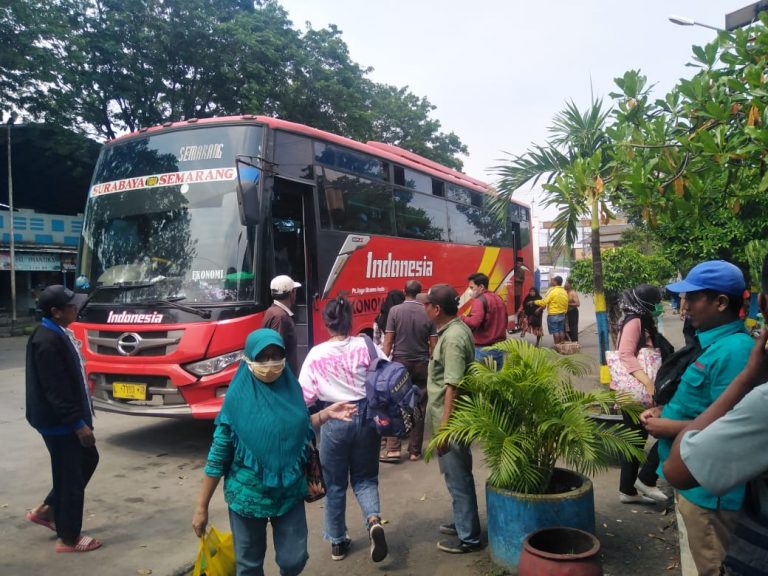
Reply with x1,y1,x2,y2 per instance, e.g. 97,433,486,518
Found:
0,296,685,576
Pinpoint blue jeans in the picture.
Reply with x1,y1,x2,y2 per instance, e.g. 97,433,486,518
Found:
228,501,308,576
320,404,381,544
438,442,481,545
474,347,504,371
547,313,566,335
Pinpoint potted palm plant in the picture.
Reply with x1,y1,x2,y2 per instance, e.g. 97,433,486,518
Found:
425,338,645,570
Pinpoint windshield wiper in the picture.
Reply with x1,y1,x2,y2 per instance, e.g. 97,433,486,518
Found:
78,277,171,314
139,296,211,319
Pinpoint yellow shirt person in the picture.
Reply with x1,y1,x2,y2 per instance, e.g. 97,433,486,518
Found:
534,285,569,315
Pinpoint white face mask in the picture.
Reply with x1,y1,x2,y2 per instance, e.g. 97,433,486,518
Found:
246,358,285,383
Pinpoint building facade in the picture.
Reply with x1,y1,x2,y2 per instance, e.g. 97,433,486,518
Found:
0,209,84,314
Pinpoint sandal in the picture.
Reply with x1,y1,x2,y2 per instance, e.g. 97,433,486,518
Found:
379,450,401,463
409,453,421,461
26,510,56,532
56,535,102,553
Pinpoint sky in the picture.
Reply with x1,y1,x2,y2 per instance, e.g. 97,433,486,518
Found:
278,0,750,218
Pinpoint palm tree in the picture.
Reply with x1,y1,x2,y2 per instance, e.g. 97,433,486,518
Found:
424,339,644,494
493,98,614,385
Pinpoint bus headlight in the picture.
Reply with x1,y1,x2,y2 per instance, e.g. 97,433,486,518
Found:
184,350,244,377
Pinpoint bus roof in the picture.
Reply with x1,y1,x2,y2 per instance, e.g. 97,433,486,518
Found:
110,115,529,207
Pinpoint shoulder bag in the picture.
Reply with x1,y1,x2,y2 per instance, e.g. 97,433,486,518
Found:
606,328,663,407
304,436,325,503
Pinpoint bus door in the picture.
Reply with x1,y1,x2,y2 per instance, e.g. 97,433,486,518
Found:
508,218,522,323
271,177,315,369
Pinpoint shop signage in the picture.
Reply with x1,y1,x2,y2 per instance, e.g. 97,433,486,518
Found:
0,252,63,271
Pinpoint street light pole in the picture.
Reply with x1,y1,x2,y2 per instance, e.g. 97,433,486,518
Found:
668,15,727,32
6,117,16,334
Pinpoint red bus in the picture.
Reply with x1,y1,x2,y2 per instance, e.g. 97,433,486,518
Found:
71,116,533,419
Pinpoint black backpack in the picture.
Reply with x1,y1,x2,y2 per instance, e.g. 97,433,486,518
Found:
653,337,703,405
653,332,675,362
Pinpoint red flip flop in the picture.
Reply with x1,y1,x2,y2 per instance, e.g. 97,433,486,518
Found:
55,535,102,553
26,510,56,532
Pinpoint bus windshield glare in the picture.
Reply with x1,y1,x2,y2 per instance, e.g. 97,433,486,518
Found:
77,125,263,305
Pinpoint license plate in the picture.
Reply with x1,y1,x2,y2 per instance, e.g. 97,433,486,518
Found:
112,382,147,400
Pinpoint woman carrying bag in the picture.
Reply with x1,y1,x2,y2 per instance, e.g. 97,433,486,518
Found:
518,287,544,347
192,329,356,576
612,285,669,505
299,296,389,564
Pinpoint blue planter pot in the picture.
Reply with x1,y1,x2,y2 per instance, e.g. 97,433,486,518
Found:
486,468,595,570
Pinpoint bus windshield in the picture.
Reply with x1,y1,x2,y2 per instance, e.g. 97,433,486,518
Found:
77,125,263,305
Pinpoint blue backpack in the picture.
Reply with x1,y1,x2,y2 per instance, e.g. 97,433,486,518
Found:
362,335,422,438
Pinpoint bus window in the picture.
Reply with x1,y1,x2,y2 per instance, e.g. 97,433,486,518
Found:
274,131,314,180
520,218,531,247
394,189,447,241
313,142,388,181
445,184,469,204
432,179,445,197
403,168,432,194
446,202,486,245
317,168,395,235
394,165,405,186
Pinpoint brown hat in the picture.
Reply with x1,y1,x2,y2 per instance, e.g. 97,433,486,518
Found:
426,283,459,315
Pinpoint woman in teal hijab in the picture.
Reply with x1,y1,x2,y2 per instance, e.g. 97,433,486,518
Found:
192,329,356,576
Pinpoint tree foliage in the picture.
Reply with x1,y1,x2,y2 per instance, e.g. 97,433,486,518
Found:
568,247,675,298
608,18,768,271
493,98,614,383
569,247,675,341
1,0,466,168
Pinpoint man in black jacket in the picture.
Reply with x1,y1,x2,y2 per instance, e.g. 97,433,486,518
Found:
25,285,102,553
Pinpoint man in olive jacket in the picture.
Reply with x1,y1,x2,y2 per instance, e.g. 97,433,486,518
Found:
25,285,102,553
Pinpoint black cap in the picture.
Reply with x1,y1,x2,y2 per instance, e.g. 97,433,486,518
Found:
37,285,88,316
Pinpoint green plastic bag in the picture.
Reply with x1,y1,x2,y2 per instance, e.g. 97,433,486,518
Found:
193,525,236,576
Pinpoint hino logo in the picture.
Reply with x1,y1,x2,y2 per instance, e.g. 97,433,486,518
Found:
116,332,142,356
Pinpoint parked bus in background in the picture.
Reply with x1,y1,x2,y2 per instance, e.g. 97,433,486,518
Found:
70,116,533,419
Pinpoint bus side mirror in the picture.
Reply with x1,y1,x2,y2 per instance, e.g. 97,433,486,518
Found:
236,157,262,226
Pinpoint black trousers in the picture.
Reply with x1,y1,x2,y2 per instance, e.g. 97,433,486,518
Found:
42,433,99,542
619,412,659,495
566,308,579,342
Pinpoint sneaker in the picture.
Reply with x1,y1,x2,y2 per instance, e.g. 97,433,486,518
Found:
331,538,351,561
439,523,458,535
634,479,669,503
367,519,388,563
619,492,655,504
437,537,484,554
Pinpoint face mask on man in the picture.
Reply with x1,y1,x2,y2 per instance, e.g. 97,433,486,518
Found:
246,358,285,383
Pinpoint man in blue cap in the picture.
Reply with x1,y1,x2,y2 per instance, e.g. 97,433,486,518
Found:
641,260,753,576
663,254,768,575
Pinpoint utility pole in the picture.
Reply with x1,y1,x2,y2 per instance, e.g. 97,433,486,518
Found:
6,116,16,335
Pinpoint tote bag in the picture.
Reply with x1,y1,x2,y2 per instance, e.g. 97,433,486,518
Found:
606,347,662,407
